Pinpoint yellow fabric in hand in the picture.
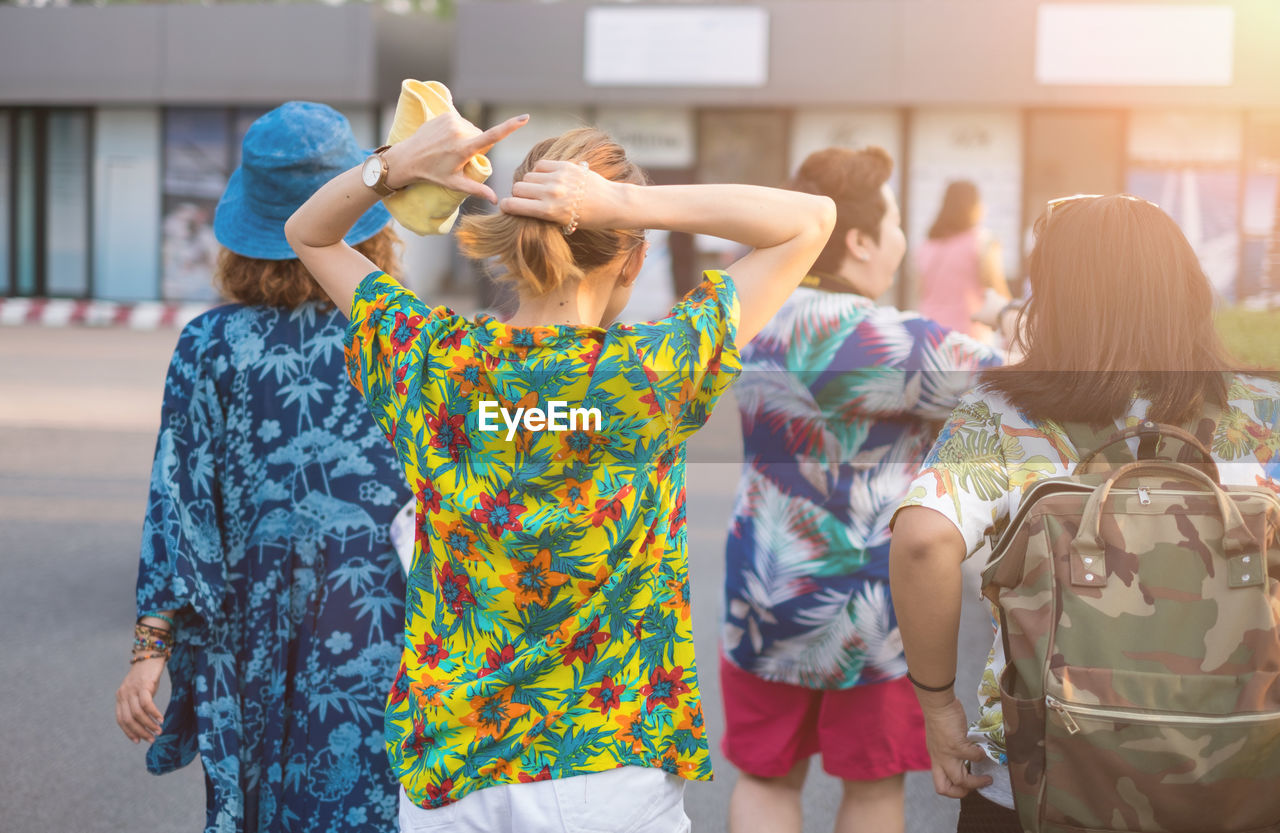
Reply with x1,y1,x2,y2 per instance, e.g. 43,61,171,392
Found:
383,80,493,236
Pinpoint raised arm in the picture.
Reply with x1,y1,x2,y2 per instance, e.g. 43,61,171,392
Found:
501,162,836,345
285,112,529,315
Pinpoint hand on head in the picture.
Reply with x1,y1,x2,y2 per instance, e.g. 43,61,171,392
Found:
500,159,617,231
388,111,529,202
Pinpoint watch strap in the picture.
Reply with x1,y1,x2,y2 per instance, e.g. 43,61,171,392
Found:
368,145,396,196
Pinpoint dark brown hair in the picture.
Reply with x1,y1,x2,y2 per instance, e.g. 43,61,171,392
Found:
216,226,403,308
981,195,1236,424
787,146,893,274
927,180,980,240
455,127,649,296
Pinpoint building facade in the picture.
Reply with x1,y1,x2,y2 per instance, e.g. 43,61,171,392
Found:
452,0,1280,306
3,1,1279,305
0,4,452,302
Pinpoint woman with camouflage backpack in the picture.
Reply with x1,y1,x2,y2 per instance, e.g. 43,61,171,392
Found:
888,194,1280,832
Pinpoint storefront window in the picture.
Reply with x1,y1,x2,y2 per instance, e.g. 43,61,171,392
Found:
0,111,9,294
1242,113,1280,304
5,109,93,298
161,105,369,302
44,110,91,297
1126,110,1242,300
13,110,38,297
905,109,1024,299
161,108,232,302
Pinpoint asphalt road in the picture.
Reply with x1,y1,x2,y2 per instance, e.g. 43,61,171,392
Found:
0,322,991,832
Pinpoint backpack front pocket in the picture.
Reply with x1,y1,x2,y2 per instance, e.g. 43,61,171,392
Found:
998,662,1047,833
1041,692,1280,833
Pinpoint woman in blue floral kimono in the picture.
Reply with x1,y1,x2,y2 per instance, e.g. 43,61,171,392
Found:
114,102,411,833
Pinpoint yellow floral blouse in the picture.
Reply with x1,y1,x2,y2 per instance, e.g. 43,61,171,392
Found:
344,270,740,809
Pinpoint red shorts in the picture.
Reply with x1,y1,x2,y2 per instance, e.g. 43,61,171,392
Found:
719,654,931,782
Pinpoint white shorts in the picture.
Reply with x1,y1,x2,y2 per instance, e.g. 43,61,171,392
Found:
398,766,689,833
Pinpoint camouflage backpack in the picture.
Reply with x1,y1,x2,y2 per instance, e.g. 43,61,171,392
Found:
982,421,1280,833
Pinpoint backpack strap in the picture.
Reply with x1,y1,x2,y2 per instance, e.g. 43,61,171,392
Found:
1061,421,1133,473
1081,421,1215,467
1063,420,1218,475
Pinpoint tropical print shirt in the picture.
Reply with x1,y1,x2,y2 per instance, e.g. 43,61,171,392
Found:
137,303,410,833
898,374,1280,765
343,270,740,809
723,287,1001,688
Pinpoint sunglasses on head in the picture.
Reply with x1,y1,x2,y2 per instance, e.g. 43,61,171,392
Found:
1045,192,1159,218
1037,193,1161,238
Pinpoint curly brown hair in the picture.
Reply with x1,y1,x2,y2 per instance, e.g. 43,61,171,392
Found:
787,146,893,275
215,226,403,308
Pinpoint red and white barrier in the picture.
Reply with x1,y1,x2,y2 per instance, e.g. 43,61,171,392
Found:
0,297,212,329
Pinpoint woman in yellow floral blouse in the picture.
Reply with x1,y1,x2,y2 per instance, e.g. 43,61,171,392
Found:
286,110,835,832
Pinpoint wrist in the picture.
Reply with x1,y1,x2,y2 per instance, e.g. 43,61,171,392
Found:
381,144,414,192
133,619,174,665
599,181,640,230
915,687,958,710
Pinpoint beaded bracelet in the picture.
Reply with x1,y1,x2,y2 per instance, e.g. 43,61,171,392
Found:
132,622,173,664
140,612,176,630
133,635,170,651
561,161,590,236
135,624,171,645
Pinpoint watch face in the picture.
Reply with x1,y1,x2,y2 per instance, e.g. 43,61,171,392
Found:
361,156,381,187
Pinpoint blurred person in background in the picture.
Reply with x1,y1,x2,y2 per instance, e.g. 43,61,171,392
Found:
721,147,1002,833
286,108,835,832
114,102,410,833
890,194,1280,831
915,181,1011,342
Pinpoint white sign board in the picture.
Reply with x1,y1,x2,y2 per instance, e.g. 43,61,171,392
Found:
1036,4,1234,86
596,108,696,169
585,7,768,87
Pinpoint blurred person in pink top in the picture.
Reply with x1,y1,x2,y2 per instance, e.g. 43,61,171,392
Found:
914,181,1010,341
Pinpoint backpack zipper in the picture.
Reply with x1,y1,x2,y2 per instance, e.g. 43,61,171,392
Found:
1112,487,1265,499
1045,694,1280,736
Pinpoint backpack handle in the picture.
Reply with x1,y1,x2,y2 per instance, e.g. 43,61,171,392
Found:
1071,461,1257,587
1076,421,1217,477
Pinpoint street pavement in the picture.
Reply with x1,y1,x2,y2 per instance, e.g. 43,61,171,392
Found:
0,322,991,832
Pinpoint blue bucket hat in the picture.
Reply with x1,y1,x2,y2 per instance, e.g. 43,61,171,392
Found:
214,101,391,260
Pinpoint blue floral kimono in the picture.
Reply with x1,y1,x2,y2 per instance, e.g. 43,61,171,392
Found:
136,303,410,833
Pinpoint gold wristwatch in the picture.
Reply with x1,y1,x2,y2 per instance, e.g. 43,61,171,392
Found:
360,145,397,196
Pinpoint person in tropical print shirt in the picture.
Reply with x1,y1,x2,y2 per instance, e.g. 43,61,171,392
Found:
285,110,835,832
720,146,1002,833
889,194,1280,832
